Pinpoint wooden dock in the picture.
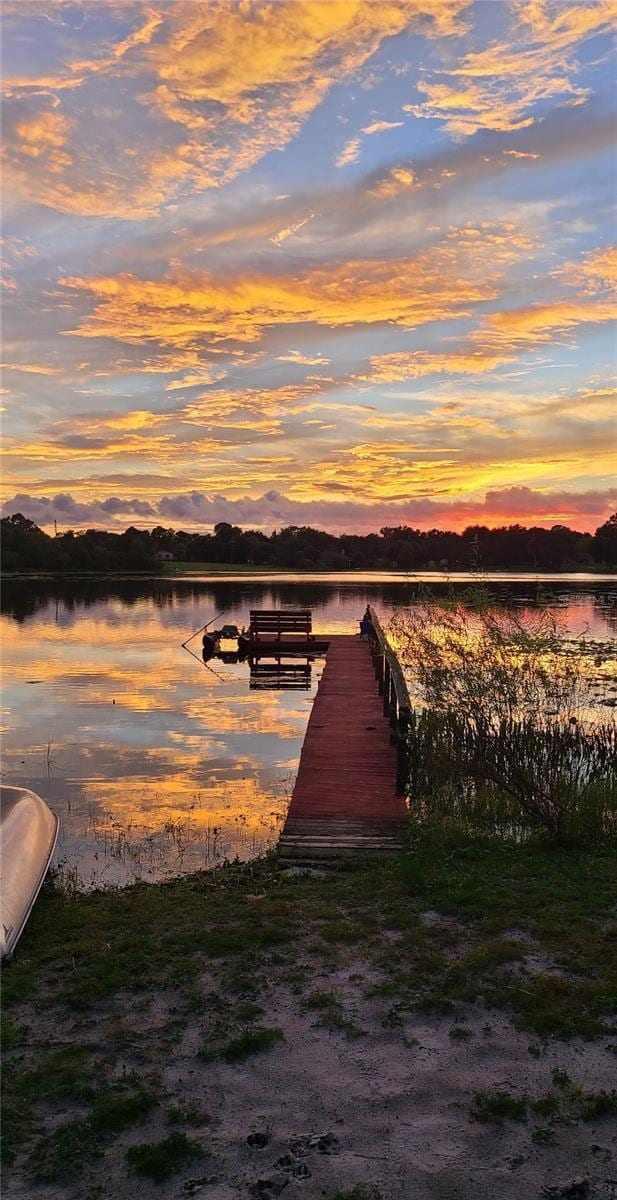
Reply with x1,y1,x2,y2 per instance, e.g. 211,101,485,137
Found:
279,629,410,861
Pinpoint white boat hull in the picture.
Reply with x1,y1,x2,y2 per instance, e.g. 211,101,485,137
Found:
1,786,59,961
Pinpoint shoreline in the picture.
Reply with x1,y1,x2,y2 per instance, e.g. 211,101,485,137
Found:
2,568,616,583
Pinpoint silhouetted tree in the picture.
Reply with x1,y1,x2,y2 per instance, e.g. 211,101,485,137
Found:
1,512,615,574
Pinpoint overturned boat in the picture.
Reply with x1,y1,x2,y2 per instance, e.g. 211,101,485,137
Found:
1,786,59,961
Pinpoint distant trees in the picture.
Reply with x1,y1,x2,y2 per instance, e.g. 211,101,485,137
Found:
1,512,615,574
594,513,617,569
0,516,158,573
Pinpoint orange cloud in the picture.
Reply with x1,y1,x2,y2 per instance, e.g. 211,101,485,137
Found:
61,225,527,348
407,0,617,137
1,362,62,375
368,164,416,197
358,347,514,383
3,0,472,216
10,109,72,175
487,299,617,345
564,245,617,294
179,383,325,423
276,351,332,366
164,369,227,391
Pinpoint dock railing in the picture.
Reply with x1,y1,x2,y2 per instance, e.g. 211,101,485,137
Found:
367,606,411,794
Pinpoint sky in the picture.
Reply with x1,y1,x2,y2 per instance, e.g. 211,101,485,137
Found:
1,0,616,535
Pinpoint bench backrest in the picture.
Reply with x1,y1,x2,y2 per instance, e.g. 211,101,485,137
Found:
249,609,312,638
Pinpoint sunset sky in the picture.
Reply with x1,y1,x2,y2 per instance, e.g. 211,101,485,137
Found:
2,0,616,534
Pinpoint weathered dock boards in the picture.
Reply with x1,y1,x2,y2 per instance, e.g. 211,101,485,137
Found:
279,635,409,860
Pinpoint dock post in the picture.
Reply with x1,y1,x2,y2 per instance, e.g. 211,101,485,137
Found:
396,706,411,793
374,648,384,694
383,658,391,715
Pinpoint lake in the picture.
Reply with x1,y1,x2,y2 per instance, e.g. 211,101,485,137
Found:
1,574,615,887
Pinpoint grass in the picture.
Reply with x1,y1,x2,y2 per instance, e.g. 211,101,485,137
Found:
162,562,367,576
304,989,342,1009
126,1132,203,1183
2,1044,100,1164
27,1077,160,1181
1,1016,24,1049
32,1119,103,1182
1,1040,160,1176
201,1025,285,1064
303,988,365,1038
449,1026,474,1040
531,1126,557,1144
164,561,282,574
89,1083,159,1135
167,1103,209,1127
471,1090,528,1124
2,831,616,1188
5,837,615,1043
471,1073,617,1127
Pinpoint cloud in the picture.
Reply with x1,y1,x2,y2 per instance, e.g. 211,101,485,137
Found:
12,109,72,170
337,116,406,172
367,164,416,198
486,299,616,346
276,351,332,366
164,368,227,391
3,485,614,535
1,491,158,527
335,136,362,168
357,346,514,383
562,244,617,294
60,224,529,348
406,0,617,138
2,0,472,216
362,119,404,135
270,212,315,246
1,361,62,375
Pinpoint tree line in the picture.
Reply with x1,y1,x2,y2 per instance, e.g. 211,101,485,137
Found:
1,511,616,573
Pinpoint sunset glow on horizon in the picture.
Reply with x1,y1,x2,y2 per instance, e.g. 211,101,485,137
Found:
2,0,616,535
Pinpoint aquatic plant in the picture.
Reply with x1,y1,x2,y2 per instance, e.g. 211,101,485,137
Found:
391,593,617,839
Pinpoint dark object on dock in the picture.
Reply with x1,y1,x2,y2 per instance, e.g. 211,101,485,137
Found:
279,608,410,862
239,610,329,654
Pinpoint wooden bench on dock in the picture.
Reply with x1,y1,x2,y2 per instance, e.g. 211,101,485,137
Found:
248,609,314,644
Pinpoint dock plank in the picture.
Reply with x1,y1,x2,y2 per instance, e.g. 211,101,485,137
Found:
279,636,408,860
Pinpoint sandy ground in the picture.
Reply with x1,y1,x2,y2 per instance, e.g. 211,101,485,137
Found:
6,943,617,1200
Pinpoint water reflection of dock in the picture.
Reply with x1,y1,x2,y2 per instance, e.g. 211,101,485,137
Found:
249,658,312,690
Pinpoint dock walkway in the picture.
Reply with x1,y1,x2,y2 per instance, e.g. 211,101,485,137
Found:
279,635,409,860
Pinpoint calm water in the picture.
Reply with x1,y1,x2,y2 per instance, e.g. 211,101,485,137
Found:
2,575,615,887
